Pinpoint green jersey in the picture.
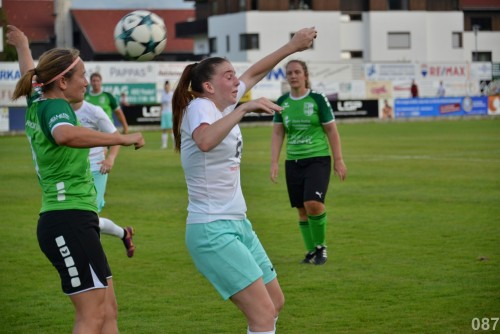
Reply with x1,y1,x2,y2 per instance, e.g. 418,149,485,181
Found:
273,90,335,160
25,91,97,213
84,91,118,122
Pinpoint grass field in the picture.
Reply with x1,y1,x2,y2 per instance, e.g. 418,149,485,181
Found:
0,118,499,334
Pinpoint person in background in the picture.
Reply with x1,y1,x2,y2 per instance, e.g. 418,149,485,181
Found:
160,80,174,149
119,92,129,109
411,79,419,98
72,100,136,258
7,25,144,333
270,59,347,265
437,81,446,97
382,99,394,119
85,72,129,134
172,27,317,334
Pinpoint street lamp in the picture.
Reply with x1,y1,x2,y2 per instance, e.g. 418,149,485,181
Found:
472,24,480,61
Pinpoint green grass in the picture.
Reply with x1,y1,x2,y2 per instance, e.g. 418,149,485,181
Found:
1,118,499,333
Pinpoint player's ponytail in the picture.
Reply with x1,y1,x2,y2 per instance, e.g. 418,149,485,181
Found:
173,63,196,152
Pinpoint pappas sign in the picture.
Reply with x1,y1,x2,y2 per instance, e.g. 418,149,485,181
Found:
331,99,379,118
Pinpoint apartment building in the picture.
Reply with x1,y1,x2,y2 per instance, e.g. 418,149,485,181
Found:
176,0,500,64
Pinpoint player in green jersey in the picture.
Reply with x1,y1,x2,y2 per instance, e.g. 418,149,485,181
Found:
85,72,129,134
270,60,347,265
7,25,144,334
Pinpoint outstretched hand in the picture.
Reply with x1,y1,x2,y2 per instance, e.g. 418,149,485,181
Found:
6,25,29,49
238,97,283,115
289,27,317,52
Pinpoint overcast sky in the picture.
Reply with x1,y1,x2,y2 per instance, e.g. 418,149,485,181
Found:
71,0,194,9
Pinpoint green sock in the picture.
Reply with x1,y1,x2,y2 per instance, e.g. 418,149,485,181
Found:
299,221,315,252
308,212,327,247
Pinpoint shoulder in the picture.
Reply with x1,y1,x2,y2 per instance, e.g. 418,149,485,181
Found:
82,101,107,116
310,90,331,104
187,98,219,118
277,93,290,104
103,91,115,100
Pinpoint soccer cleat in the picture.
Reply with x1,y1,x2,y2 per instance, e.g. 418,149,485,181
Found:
122,226,135,258
313,245,327,265
301,250,316,264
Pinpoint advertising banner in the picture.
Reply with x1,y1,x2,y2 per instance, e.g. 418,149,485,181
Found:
330,99,379,119
103,83,158,105
394,96,488,118
122,104,161,126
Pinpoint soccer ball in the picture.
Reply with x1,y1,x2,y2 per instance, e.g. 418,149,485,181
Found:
114,10,167,61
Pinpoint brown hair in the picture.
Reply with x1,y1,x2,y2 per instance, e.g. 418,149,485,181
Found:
172,57,228,152
285,59,311,89
90,72,102,81
12,48,80,100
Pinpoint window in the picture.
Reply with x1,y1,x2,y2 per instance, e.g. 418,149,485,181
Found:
240,33,259,51
239,0,246,11
388,32,410,49
473,51,492,62
471,17,492,31
388,0,408,10
340,13,362,22
289,0,312,10
452,32,462,48
341,50,363,59
209,37,217,53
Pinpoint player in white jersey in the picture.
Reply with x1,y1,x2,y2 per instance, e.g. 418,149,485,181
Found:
172,27,317,334
73,100,136,257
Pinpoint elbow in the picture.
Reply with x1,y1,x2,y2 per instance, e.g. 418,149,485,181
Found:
53,132,72,146
197,142,213,152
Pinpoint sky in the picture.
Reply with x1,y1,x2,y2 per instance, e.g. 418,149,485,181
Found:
71,0,194,9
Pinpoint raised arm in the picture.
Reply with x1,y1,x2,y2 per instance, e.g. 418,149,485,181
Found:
239,27,317,92
6,25,35,75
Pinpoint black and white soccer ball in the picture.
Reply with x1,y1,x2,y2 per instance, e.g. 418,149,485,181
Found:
114,10,167,61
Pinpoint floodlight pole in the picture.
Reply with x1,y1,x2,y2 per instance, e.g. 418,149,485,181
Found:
472,24,480,62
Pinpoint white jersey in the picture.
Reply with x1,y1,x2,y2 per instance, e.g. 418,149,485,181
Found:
181,82,247,224
74,101,117,172
161,90,173,114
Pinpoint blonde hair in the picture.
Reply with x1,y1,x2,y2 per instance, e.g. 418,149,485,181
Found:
12,48,80,100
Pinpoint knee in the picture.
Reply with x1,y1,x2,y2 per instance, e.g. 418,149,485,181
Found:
273,292,285,315
304,201,325,216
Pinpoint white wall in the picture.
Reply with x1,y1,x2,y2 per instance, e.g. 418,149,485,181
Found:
340,20,364,53
207,10,500,64
209,11,341,63
463,31,500,62
367,11,429,62
425,12,464,62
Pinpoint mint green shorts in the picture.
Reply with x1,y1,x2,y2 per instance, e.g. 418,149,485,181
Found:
92,171,108,213
186,219,277,300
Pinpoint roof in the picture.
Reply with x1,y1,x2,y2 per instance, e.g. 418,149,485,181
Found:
2,0,55,42
71,9,195,54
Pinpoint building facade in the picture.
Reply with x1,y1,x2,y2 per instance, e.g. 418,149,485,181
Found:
176,0,500,63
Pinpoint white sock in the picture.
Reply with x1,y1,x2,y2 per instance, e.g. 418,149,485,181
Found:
247,330,274,334
99,217,125,238
162,133,167,147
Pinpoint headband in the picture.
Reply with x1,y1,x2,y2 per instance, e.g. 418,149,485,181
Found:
41,57,82,86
